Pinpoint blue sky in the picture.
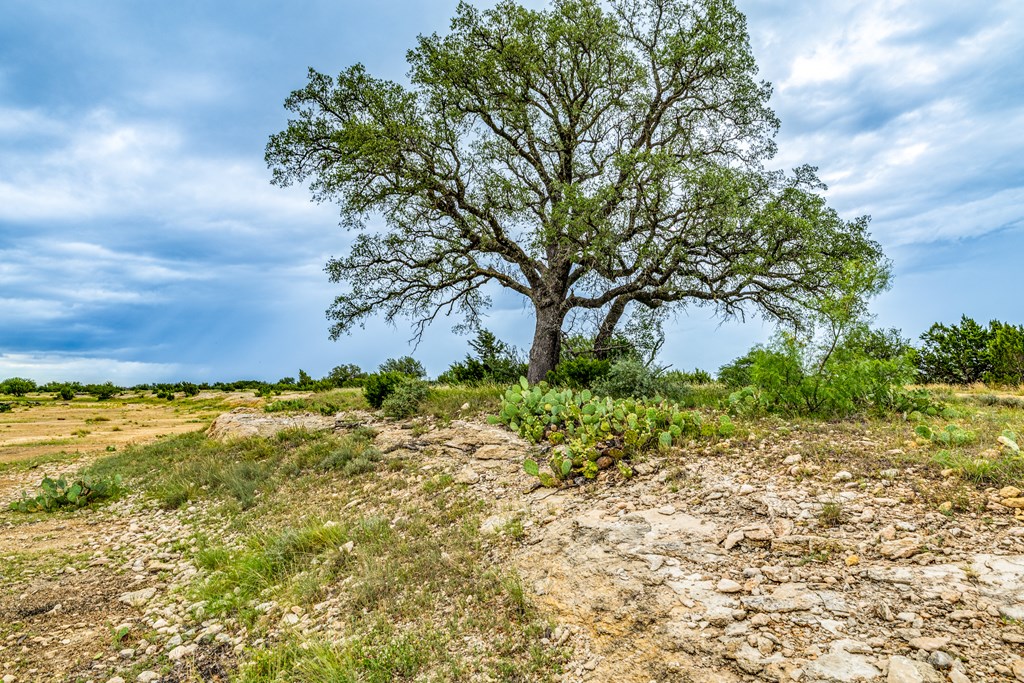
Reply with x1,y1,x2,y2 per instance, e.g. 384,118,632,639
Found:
1,0,1022,384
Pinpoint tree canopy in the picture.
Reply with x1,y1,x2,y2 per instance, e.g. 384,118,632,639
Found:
267,0,889,382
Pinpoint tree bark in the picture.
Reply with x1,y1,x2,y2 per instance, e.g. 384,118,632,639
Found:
527,302,565,383
593,296,629,360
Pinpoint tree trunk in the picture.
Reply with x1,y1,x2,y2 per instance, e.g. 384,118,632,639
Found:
527,303,564,384
593,296,629,360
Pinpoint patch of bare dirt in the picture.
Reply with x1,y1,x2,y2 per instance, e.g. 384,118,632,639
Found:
0,392,256,465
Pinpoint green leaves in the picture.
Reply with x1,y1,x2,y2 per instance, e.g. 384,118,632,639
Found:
268,0,887,383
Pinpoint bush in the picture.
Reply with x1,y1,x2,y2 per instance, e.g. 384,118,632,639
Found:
917,316,992,385
915,316,1024,386
381,379,431,419
55,385,76,401
726,326,919,417
592,358,665,399
363,372,409,409
378,356,426,379
665,368,714,385
315,431,383,475
987,322,1024,386
85,382,120,400
546,356,611,388
718,351,758,388
181,382,200,397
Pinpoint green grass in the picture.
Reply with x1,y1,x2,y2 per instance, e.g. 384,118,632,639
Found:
237,622,439,683
265,389,367,415
76,415,564,680
0,450,76,474
932,449,1024,486
84,427,386,510
418,384,503,421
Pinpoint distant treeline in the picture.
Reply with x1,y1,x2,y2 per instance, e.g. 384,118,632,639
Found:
2,316,1023,400
0,365,372,400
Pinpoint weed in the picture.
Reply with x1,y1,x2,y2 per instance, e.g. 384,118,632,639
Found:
418,384,503,421
933,449,1024,486
819,501,844,528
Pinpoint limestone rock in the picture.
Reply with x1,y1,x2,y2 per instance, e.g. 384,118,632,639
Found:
907,636,949,652
167,644,197,661
886,656,943,683
454,466,480,484
119,588,157,608
473,444,509,460
207,408,334,441
804,652,880,682
878,537,923,559
999,435,1021,453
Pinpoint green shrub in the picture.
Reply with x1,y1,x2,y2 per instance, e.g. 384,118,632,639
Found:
381,379,431,419
545,356,611,388
917,315,993,384
326,363,366,387
665,368,714,385
592,358,665,399
181,382,200,397
363,372,409,409
718,351,758,388
9,474,123,512
986,321,1024,386
439,329,527,385
85,382,120,400
725,326,919,417
56,385,76,401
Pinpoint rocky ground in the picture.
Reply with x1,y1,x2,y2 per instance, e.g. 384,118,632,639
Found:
2,406,1024,682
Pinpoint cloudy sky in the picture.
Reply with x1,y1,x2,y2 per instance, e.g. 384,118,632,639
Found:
1,0,1022,384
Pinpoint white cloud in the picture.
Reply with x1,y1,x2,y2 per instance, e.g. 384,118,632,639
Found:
0,106,332,235
739,0,1024,248
0,352,180,385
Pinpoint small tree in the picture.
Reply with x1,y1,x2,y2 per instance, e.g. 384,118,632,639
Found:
378,356,426,379
268,0,889,383
440,328,527,384
987,322,1024,386
0,377,36,397
917,316,992,384
326,364,366,387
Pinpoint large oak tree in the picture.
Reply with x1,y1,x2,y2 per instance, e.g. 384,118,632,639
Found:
267,0,889,383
